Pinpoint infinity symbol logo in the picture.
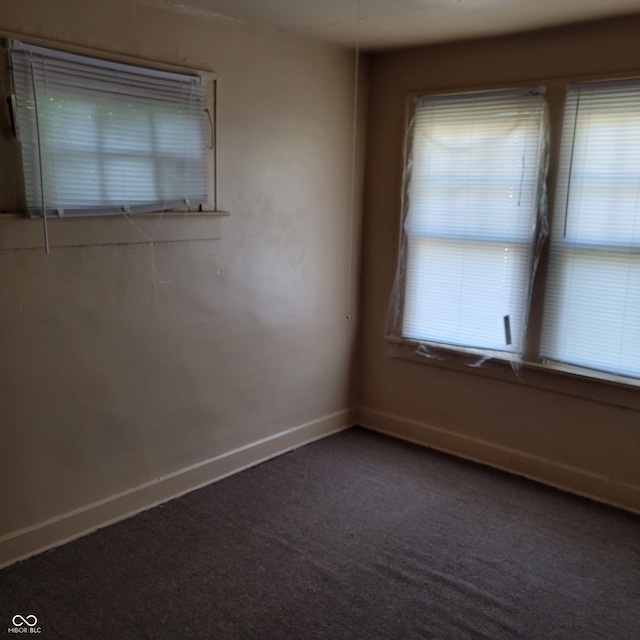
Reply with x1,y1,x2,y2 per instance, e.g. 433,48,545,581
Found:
12,615,38,627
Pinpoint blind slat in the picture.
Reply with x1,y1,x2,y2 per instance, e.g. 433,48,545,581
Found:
541,80,640,378
401,89,547,354
9,40,210,217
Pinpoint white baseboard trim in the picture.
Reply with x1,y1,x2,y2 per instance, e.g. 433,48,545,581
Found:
0,409,356,569
358,406,640,515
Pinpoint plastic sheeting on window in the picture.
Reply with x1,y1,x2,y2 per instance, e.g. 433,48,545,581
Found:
384,87,549,374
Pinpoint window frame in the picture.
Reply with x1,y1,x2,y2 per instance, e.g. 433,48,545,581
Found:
388,86,550,362
388,79,640,395
540,79,640,380
0,36,226,250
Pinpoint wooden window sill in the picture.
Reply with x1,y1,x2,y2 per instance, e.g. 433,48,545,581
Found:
0,210,229,250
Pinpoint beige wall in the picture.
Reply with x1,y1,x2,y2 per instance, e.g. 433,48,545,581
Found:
2,2,638,568
360,16,640,513
0,0,362,563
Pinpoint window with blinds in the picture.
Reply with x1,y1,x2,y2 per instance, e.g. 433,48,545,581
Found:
541,80,640,379
9,40,211,218
400,88,548,357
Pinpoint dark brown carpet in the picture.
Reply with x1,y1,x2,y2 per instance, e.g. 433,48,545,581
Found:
1,426,639,639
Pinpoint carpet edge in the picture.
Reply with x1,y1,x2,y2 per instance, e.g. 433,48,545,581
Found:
358,406,640,515
0,409,356,569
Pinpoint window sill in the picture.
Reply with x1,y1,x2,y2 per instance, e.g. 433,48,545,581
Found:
386,337,640,412
0,210,229,250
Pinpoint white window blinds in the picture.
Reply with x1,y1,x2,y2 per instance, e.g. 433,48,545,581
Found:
401,88,547,356
9,40,209,218
541,81,640,378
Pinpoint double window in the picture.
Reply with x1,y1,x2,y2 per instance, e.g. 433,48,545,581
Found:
8,40,212,218
392,80,640,383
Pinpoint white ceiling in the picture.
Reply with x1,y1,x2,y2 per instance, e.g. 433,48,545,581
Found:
140,0,640,50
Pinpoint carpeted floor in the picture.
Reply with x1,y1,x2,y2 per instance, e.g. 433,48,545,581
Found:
1,427,639,639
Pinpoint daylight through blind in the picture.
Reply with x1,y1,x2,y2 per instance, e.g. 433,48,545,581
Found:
9,40,209,218
401,88,547,355
541,80,640,378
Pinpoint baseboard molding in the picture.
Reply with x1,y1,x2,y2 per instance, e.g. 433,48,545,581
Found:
0,409,356,569
358,406,640,515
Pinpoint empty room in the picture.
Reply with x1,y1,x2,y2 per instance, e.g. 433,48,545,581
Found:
1,0,639,638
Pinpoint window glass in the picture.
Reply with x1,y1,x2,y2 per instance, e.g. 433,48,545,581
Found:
541,81,640,378
9,40,210,218
399,88,548,356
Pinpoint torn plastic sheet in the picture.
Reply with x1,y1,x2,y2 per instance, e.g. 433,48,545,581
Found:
384,87,549,376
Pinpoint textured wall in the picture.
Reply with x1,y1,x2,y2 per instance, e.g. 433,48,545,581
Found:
360,16,640,512
0,0,362,540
